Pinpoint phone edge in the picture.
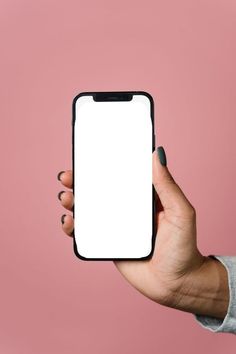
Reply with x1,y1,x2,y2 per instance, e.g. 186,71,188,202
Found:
72,90,156,261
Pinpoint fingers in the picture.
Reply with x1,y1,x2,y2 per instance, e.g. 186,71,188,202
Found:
57,170,73,189
61,214,74,237
58,190,74,211
153,148,194,216
57,170,74,237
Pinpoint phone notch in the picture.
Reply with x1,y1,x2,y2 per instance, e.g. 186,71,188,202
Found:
93,92,133,102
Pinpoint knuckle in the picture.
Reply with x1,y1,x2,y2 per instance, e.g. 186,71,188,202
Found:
173,204,196,220
185,205,196,218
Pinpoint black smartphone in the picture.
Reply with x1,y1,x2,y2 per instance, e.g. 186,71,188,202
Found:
72,91,156,260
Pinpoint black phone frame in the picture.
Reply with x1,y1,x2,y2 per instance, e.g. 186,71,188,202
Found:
72,91,156,261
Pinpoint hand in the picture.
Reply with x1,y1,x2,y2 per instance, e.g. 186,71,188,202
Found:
57,147,229,319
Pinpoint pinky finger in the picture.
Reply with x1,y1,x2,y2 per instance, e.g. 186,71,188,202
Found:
61,214,74,237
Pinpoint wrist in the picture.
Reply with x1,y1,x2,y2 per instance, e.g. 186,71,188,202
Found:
168,256,229,319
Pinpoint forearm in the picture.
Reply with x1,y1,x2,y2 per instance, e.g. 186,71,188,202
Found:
170,256,229,319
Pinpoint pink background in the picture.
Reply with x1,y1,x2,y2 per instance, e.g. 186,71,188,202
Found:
0,0,236,352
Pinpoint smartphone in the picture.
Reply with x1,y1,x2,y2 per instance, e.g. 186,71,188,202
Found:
72,91,156,260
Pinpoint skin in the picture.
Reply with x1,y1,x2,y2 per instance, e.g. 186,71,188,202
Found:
57,150,229,319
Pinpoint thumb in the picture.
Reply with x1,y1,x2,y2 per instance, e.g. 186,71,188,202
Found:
153,147,194,215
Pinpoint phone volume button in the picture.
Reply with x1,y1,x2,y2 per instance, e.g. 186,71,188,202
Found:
152,134,155,149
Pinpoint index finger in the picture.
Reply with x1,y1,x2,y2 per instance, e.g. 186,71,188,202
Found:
57,170,73,189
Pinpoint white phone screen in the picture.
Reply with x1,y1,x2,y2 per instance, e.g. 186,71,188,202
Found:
73,92,154,259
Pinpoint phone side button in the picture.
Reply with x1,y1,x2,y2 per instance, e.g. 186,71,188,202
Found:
152,134,156,149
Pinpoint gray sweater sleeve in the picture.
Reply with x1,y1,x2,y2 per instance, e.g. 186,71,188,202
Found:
194,255,236,334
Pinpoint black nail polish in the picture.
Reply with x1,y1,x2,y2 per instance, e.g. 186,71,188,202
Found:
57,171,65,181
58,191,65,200
61,214,66,224
157,146,167,166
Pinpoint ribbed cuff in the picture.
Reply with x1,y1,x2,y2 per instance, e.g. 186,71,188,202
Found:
194,255,236,334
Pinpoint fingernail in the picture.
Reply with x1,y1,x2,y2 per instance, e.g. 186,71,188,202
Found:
58,191,65,200
57,171,65,181
61,214,66,224
157,146,167,166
